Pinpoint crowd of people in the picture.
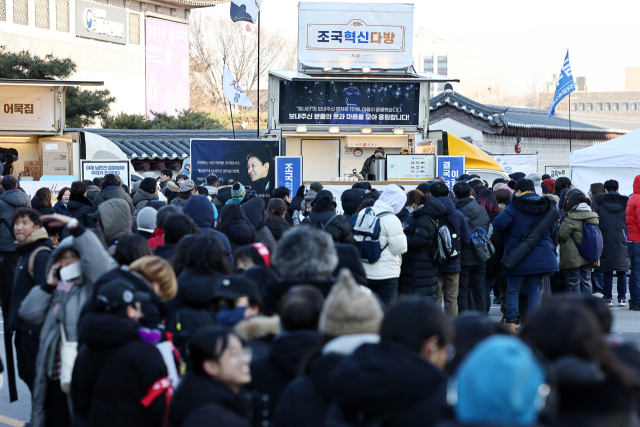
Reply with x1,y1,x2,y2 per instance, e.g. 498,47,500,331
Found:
0,167,640,427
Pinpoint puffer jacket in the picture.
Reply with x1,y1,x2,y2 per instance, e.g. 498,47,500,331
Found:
92,185,134,214
436,196,470,274
98,199,133,249
593,192,629,272
400,196,445,300
359,198,408,281
301,209,355,244
626,175,640,242
67,193,95,228
0,188,30,251
19,226,111,427
341,189,365,223
455,197,490,266
559,204,600,270
242,198,277,253
131,189,158,232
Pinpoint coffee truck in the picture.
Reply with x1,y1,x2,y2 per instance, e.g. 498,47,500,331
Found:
0,79,136,199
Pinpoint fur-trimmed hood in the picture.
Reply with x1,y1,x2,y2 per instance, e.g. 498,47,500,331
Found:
235,315,281,341
510,192,552,214
466,177,485,187
593,192,628,214
541,193,559,203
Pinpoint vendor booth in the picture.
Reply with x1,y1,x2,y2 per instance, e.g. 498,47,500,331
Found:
571,129,640,196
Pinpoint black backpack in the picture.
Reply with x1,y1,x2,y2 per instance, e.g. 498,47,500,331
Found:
433,214,462,264
168,307,215,357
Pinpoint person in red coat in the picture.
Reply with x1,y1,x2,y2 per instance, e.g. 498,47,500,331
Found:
625,175,640,310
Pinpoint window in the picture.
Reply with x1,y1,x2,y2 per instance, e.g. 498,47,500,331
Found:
622,103,628,110
632,103,637,111
604,103,610,111
56,0,69,31
423,56,434,73
596,103,602,111
437,55,447,76
571,103,577,111
587,103,593,111
35,0,49,29
0,0,5,22
612,103,619,111
129,13,140,45
13,0,28,25
578,103,585,111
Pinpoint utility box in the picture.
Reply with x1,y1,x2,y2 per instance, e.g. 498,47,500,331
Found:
39,139,71,175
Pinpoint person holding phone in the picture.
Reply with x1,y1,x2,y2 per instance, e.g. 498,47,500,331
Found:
19,214,112,427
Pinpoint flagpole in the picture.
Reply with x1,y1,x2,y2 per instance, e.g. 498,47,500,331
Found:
223,57,236,139
256,10,260,138
569,93,572,153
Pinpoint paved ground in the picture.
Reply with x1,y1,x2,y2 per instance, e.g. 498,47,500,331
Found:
1,290,639,426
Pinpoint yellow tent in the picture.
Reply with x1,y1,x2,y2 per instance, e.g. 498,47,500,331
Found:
447,133,504,172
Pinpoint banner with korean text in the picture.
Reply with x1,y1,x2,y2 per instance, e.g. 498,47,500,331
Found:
275,157,303,195
298,2,414,69
437,156,465,189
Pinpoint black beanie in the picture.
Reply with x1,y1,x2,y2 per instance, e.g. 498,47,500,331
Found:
139,177,157,194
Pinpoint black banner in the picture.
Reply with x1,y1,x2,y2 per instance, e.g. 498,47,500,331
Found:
279,80,420,126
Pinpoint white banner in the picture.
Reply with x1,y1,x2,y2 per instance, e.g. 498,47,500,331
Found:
490,154,538,176
20,181,75,203
81,160,131,188
545,166,570,179
298,2,414,69
223,65,253,107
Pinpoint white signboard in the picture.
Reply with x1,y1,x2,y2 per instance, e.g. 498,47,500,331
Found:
387,154,435,181
298,2,414,69
20,181,75,203
81,160,131,188
545,166,570,179
490,154,538,176
0,96,45,127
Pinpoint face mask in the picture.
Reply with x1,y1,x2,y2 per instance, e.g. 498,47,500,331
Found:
216,306,247,327
407,206,416,214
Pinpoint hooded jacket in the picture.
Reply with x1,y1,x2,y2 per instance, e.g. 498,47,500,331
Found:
454,197,491,266
10,228,53,331
558,204,600,270
593,192,630,272
30,197,53,217
220,217,258,251
92,185,134,214
341,188,365,223
242,198,277,253
626,176,640,242
98,199,133,247
53,200,68,215
265,216,290,242
85,185,100,205
234,315,281,360
493,193,559,277
301,209,355,244
436,196,470,274
19,226,111,427
169,373,252,427
72,312,169,427
328,341,447,427
249,330,321,417
400,196,446,300
67,193,96,228
356,186,408,280
131,189,158,232
213,185,232,207
183,195,234,268
0,188,30,251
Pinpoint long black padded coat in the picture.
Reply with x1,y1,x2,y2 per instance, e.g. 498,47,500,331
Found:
399,196,445,301
593,192,630,272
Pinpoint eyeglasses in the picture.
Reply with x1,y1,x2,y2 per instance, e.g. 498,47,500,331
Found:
226,347,252,363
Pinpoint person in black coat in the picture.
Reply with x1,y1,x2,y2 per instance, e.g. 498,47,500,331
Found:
340,188,365,224
248,286,323,419
289,185,305,215
400,193,445,301
301,190,355,244
242,198,277,254
217,204,260,252
593,180,630,305
333,244,368,286
265,198,291,242
31,189,58,236
67,181,96,229
72,282,170,427
169,329,253,427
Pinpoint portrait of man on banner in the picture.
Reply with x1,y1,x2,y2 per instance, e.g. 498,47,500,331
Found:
245,150,273,195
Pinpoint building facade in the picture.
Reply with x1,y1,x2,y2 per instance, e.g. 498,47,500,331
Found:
540,90,640,118
0,0,228,121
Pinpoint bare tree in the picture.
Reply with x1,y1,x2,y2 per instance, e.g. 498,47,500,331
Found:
190,12,296,112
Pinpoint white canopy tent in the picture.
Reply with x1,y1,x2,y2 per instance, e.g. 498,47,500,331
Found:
571,129,640,196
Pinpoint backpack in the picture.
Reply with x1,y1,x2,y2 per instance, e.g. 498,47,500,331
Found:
28,246,52,278
432,214,462,264
350,207,392,263
571,221,603,262
469,225,495,263
168,307,216,357
311,213,341,238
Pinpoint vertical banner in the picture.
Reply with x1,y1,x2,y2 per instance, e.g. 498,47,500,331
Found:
275,157,303,195
437,156,465,189
145,17,190,118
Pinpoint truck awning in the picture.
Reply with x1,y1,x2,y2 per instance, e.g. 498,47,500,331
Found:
447,134,504,172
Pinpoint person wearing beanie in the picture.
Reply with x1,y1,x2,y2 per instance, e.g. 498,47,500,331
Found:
329,299,453,427
509,172,526,182
136,207,157,240
309,182,323,193
445,335,546,427
132,177,159,232
170,179,197,209
352,184,407,304
525,173,543,196
542,178,556,194
301,189,354,244
273,269,383,427
226,182,247,205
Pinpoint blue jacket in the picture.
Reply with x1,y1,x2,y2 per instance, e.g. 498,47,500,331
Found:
53,200,68,215
436,196,470,274
493,192,559,277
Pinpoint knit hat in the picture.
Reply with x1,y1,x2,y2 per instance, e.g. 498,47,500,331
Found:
139,177,157,194
142,172,156,179
525,173,542,187
179,179,195,192
493,182,505,192
542,179,556,193
136,207,157,233
225,182,246,205
509,172,526,182
454,335,545,426
499,183,514,193
165,180,180,193
310,182,324,192
319,269,384,336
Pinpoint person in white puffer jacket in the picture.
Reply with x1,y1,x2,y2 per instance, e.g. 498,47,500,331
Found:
358,184,408,304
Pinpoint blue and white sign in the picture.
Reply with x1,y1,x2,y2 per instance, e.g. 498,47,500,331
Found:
437,156,465,189
549,51,576,119
275,156,302,195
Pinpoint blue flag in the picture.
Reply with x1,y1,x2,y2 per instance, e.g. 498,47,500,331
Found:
230,0,262,23
549,51,576,119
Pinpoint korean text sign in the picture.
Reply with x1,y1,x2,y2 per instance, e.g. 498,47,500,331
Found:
191,139,280,198
81,160,131,188
298,2,413,69
275,157,303,195
145,18,190,118
437,156,465,189
279,81,419,126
